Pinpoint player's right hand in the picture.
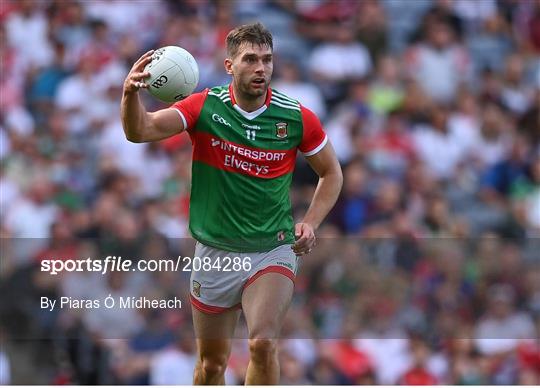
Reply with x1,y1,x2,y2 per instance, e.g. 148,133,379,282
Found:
123,50,154,94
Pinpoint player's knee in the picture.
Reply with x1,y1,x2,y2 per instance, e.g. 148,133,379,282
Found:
248,338,277,363
200,355,228,378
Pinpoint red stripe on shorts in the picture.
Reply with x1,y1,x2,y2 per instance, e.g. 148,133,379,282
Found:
242,265,295,292
190,295,241,314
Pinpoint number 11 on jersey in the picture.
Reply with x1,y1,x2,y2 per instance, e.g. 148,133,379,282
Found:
246,130,256,140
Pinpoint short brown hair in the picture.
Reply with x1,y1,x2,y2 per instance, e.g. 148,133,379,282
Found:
226,22,273,58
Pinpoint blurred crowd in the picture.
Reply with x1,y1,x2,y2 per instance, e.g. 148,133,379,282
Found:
1,0,540,385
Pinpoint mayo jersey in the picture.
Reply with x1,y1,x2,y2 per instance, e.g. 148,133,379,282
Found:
171,84,327,252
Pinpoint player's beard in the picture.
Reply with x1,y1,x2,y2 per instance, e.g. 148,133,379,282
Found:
239,76,268,99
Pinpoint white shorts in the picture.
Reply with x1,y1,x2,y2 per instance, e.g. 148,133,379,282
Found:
189,241,299,314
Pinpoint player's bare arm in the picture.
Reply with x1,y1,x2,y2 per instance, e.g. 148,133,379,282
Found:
293,142,343,255
121,50,185,143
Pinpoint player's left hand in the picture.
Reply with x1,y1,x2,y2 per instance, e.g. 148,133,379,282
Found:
292,222,316,256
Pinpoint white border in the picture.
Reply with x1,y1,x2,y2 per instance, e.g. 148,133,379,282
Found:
302,134,328,156
171,107,187,130
233,104,268,121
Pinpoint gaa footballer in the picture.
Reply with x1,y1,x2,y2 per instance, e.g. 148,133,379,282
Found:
121,22,342,385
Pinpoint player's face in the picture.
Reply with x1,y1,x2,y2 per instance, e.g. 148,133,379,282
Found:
226,43,273,98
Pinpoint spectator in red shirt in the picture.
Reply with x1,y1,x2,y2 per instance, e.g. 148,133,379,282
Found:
398,338,438,385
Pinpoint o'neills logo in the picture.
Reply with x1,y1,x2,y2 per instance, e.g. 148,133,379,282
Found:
275,122,288,138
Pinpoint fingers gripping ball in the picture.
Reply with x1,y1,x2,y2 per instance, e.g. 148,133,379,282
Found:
143,46,199,103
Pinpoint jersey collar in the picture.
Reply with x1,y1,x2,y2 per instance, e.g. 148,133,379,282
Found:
228,83,272,121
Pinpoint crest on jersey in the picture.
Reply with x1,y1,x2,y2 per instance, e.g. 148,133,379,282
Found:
192,280,201,297
275,122,288,139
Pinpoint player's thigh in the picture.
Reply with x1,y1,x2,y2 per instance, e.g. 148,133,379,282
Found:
193,307,241,362
192,306,241,340
241,272,294,338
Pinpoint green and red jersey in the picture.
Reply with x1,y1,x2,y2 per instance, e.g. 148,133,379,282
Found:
171,84,327,252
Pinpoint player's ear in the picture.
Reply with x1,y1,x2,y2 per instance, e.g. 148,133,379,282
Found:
224,58,233,75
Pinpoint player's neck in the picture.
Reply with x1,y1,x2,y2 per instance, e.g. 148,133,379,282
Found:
231,85,267,112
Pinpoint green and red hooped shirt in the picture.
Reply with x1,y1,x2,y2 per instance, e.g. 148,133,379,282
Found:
171,84,327,252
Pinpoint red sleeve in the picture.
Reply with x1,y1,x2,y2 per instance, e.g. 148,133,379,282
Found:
299,104,328,155
170,88,208,133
